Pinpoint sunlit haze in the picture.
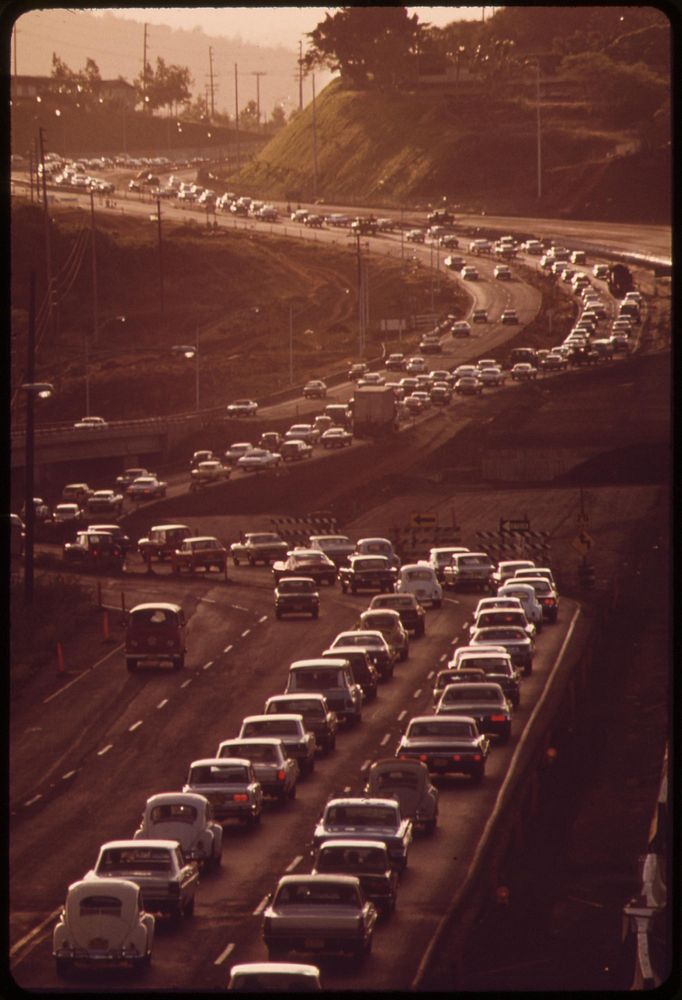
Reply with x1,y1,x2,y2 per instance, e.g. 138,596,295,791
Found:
95,6,488,49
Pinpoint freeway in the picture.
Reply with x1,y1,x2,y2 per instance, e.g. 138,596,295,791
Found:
9,534,588,990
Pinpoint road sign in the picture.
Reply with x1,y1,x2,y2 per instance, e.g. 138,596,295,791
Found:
500,518,530,533
410,512,437,528
571,531,594,556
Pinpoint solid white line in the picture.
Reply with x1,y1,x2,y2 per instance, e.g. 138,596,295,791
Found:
259,615,268,623
398,709,407,721
62,770,76,780
213,942,235,966
223,644,233,653
202,661,213,670
380,733,390,746
43,643,125,704
157,699,168,709
181,679,192,688
97,744,113,756
9,907,62,958
413,688,422,699
285,855,303,873
129,720,143,732
241,629,251,638
252,895,269,916
24,794,42,807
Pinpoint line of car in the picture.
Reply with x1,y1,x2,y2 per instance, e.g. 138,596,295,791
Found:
49,519,562,986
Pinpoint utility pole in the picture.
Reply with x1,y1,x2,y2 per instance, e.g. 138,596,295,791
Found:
142,22,149,112
13,22,17,76
535,61,542,200
234,63,240,173
311,73,318,200
352,232,365,355
156,197,165,339
298,40,303,111
251,71,266,129
208,46,216,119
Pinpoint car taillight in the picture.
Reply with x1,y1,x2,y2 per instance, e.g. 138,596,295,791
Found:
418,754,428,762
277,770,286,781
233,793,248,802
473,754,482,761
398,753,408,760
451,754,461,762
542,597,556,605
489,714,507,722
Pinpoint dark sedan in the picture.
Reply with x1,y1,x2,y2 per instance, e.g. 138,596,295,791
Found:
436,682,513,744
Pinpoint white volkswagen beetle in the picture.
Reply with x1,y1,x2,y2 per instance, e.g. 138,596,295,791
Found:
497,581,544,629
396,563,443,608
133,792,223,869
53,877,154,977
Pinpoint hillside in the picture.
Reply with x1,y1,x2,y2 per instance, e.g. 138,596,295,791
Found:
231,79,670,222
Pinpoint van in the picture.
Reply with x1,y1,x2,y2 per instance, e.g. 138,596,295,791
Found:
396,563,443,608
125,602,186,672
324,404,352,429
285,659,362,724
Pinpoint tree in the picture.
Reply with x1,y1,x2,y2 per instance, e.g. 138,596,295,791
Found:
268,104,287,132
136,57,192,114
238,99,259,130
304,7,424,88
561,51,666,125
50,54,102,109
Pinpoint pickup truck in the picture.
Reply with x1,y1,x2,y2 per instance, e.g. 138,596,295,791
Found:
263,874,378,962
84,839,199,921
338,555,397,595
312,839,398,916
312,798,412,871
230,532,289,566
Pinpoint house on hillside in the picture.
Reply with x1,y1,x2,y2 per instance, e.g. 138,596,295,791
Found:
11,74,136,110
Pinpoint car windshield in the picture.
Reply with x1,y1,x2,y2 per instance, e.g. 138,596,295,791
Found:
99,848,171,872
224,744,279,763
477,628,527,640
317,846,386,872
326,805,397,827
355,558,388,570
279,579,316,593
523,579,552,594
292,669,342,690
443,687,503,703
408,721,476,738
292,553,324,564
129,607,178,627
375,770,419,790
190,764,249,784
362,615,396,629
404,569,433,581
477,612,526,628
337,634,382,648
460,556,491,567
460,657,509,672
276,883,358,906
243,720,299,736
150,804,198,824
270,699,323,717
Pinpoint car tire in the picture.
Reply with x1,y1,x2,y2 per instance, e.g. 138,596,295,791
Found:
424,815,437,835
246,810,261,827
55,958,74,979
184,896,195,918
400,646,409,661
288,782,297,800
326,735,336,754
304,757,315,776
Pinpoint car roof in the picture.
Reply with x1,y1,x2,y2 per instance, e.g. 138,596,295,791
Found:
129,602,182,613
317,839,388,852
98,839,180,850
275,874,360,887
150,524,189,531
229,962,320,976
220,737,284,747
242,714,303,725
325,797,399,809
189,757,252,769
290,658,348,670
144,791,208,808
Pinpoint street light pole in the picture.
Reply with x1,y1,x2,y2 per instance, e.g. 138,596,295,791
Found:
195,326,200,411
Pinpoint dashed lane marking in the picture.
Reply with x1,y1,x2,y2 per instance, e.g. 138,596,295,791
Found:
24,794,42,807
203,661,213,670
181,679,192,689
380,733,390,746
62,770,76,780
360,759,371,773
129,720,143,732
223,644,233,653
413,688,422,699
427,670,435,678
213,942,235,966
97,744,113,756
200,597,216,604
241,629,251,638
258,615,268,623
285,855,303,873
439,654,447,662
398,710,407,721
252,896,269,916
157,699,168,709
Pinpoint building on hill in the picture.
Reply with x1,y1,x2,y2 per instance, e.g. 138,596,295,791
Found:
11,74,137,111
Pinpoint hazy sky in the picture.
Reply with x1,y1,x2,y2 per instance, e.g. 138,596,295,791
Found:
101,6,487,50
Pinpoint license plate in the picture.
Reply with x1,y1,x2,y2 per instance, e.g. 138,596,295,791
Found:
304,937,325,950
290,603,307,611
433,758,448,767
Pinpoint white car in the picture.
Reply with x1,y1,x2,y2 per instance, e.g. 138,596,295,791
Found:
405,356,428,374
461,265,479,280
134,792,223,869
126,476,167,500
53,878,154,977
396,563,443,608
228,963,321,992
451,320,471,338
236,448,282,472
224,442,254,465
494,264,512,280
285,424,320,445
226,399,258,417
73,415,108,430
497,582,544,627
355,537,400,570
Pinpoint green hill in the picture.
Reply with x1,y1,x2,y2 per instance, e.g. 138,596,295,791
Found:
231,78,669,222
